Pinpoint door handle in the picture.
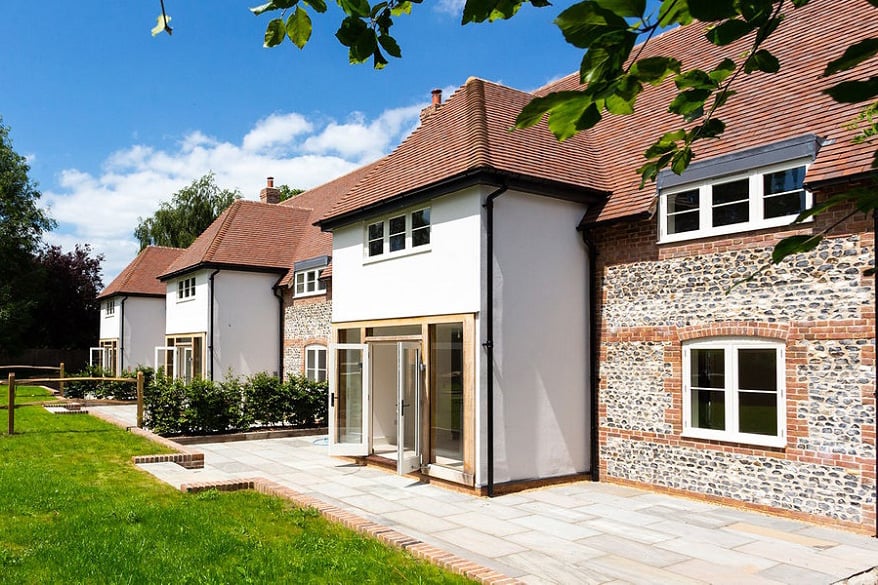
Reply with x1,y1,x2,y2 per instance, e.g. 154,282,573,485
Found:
330,392,335,407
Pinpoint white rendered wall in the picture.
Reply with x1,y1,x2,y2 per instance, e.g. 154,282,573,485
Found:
122,297,166,372
165,270,210,335
478,190,591,485
211,270,281,378
332,186,483,323
99,299,121,340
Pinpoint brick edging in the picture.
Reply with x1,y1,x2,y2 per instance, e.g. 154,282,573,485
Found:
180,478,522,585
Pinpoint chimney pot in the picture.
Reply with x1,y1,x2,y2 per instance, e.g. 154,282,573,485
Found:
431,89,442,106
260,177,281,204
267,176,274,188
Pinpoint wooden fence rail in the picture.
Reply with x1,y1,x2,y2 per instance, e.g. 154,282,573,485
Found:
3,371,144,435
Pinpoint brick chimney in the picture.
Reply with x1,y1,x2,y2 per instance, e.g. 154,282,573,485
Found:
260,176,280,204
419,88,443,123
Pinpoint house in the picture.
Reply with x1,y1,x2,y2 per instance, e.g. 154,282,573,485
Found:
317,80,606,488
315,0,876,532
96,246,184,375
543,1,877,533
155,183,316,382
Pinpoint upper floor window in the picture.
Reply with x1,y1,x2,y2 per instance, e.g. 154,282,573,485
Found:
177,277,196,301
659,162,810,243
365,207,431,260
683,338,786,448
105,300,115,317
295,268,326,297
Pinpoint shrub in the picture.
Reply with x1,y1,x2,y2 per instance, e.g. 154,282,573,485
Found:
286,375,327,427
242,372,285,428
181,378,242,435
143,373,187,435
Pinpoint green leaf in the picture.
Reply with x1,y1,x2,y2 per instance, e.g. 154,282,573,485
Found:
675,69,715,90
687,0,736,21
516,91,588,128
644,128,686,158
712,89,736,109
771,234,821,264
693,117,726,138
286,7,312,49
338,0,371,17
250,0,298,15
823,38,878,76
668,88,712,117
351,28,378,63
264,18,287,47
378,34,401,58
706,19,754,46
303,0,328,12
462,0,526,23
824,77,878,103
555,1,630,50
593,0,645,18
605,93,635,114
746,49,780,73
631,56,681,84
391,1,413,16
373,47,388,69
335,16,368,47
708,58,736,83
573,102,603,131
658,0,692,27
671,146,693,174
151,14,172,37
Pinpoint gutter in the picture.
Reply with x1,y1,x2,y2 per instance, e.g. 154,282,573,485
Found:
208,269,220,381
119,296,128,376
272,274,286,382
482,184,508,498
580,235,600,481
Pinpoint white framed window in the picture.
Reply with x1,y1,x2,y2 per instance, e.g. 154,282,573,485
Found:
105,300,115,317
364,207,431,260
305,345,327,382
177,277,196,301
659,161,810,243
682,337,786,448
294,268,327,297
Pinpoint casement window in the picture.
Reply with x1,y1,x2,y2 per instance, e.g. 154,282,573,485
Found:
365,207,431,260
105,300,115,317
177,277,196,301
682,338,786,448
305,345,327,382
659,162,810,243
295,268,326,297
161,334,205,382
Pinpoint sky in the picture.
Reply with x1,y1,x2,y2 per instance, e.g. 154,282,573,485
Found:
1,0,585,282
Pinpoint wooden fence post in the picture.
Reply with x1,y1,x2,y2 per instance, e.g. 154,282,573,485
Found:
59,362,65,398
136,371,144,428
7,373,14,435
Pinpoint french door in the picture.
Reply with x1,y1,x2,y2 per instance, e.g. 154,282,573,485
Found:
397,342,422,474
328,343,370,456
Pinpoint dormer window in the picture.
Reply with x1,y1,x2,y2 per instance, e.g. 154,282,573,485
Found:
659,162,809,243
295,268,326,297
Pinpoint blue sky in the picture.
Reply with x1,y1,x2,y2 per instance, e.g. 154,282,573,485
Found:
1,0,585,280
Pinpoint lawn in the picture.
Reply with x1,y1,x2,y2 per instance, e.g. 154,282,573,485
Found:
0,401,473,584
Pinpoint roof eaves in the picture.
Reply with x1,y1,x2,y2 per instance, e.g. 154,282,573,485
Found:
159,261,289,282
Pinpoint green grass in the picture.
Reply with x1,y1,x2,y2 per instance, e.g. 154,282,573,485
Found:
0,385,56,407
0,404,473,584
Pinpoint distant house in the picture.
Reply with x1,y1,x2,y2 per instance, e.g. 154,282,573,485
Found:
96,246,184,375
155,183,315,382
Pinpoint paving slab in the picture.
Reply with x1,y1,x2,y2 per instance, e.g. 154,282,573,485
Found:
89,405,878,585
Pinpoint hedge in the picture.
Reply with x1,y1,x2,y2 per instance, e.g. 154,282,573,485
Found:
143,373,327,436
64,365,154,401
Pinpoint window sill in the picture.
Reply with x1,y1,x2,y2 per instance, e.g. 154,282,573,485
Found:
682,429,786,449
175,297,196,304
294,290,327,299
363,244,431,265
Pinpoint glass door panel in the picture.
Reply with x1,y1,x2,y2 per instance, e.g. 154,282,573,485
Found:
329,344,370,456
397,342,421,474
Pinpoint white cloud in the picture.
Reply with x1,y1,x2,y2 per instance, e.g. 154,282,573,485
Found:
43,103,425,283
435,0,465,16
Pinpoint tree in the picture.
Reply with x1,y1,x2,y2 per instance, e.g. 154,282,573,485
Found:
155,0,877,270
278,184,304,202
0,118,56,353
134,172,241,249
23,245,104,350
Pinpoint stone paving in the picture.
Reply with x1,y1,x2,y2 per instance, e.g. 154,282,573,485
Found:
90,405,878,585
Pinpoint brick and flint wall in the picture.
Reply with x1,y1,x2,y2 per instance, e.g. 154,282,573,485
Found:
590,190,876,532
281,284,331,379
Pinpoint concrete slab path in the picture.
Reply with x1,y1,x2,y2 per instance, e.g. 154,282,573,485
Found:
90,405,878,585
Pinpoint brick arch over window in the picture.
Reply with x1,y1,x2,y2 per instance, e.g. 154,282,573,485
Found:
676,321,790,343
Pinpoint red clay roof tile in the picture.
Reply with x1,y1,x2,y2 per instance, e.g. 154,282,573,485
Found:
98,246,184,298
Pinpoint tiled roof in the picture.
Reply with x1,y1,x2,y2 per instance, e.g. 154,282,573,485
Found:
540,0,878,224
159,200,313,279
277,161,380,287
319,77,607,225
98,246,184,299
